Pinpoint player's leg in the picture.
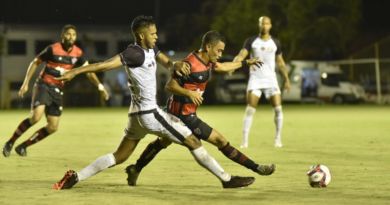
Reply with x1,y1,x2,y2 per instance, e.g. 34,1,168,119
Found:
241,90,261,148
53,137,141,190
125,136,172,185
149,109,255,188
14,107,60,156
269,92,283,148
53,115,144,190
207,129,275,175
2,85,46,157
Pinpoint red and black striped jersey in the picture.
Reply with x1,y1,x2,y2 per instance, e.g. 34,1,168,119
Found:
168,52,214,116
37,42,86,88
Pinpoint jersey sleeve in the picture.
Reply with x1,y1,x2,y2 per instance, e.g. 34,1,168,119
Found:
36,46,52,62
273,38,283,55
243,36,256,52
119,45,145,67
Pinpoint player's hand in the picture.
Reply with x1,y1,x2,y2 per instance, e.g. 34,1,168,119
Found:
99,88,110,101
55,71,76,82
18,84,28,98
246,58,263,68
284,80,291,92
188,90,203,106
173,61,190,77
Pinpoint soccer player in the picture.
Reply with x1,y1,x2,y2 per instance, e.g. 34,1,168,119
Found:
233,16,290,148
125,30,275,186
2,25,109,157
52,16,255,190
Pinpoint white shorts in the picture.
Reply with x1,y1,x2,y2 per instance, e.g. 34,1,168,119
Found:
123,107,192,144
249,87,281,99
247,75,280,98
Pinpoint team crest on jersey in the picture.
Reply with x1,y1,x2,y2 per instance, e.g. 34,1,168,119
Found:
71,57,78,64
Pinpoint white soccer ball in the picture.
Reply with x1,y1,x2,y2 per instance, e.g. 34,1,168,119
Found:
307,164,331,188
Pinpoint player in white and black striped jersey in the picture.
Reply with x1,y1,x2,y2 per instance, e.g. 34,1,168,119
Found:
53,15,255,190
234,16,291,148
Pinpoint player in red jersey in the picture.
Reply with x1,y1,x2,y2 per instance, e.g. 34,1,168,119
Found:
125,30,275,186
2,24,109,157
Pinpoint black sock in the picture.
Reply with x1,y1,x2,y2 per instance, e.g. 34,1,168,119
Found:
19,127,50,147
219,142,259,171
9,118,33,143
134,139,166,172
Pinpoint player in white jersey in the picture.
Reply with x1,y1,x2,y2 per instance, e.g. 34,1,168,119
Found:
52,15,255,190
234,16,290,148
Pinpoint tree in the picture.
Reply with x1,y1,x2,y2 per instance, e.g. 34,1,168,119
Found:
210,0,361,60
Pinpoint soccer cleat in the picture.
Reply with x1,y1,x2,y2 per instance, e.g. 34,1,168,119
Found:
53,170,79,190
274,139,283,148
2,141,14,157
240,142,248,149
125,164,140,186
222,176,255,188
256,164,276,176
15,144,27,157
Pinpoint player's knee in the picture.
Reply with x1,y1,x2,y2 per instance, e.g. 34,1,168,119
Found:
183,135,202,149
245,105,256,116
274,106,283,119
30,115,41,124
46,124,58,133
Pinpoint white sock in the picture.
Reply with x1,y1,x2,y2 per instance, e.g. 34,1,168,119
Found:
190,146,231,182
77,153,116,181
242,105,256,145
274,106,283,142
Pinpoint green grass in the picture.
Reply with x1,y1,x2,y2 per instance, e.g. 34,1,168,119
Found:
0,105,389,205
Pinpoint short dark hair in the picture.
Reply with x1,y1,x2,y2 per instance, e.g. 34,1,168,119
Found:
61,24,77,35
201,30,225,50
131,15,155,35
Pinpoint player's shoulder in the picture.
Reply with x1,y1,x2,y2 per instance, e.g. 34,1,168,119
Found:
270,36,281,45
125,44,145,54
72,44,84,56
245,35,258,43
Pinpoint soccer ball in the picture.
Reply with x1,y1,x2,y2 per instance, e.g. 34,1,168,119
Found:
307,164,331,188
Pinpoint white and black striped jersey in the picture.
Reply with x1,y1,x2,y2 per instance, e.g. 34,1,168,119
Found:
119,44,160,113
243,36,282,86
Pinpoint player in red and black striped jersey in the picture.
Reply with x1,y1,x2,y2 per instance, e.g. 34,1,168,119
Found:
2,24,109,157
125,31,275,186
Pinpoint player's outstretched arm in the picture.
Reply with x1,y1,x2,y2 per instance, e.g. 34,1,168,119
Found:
233,48,249,62
214,58,262,73
56,55,122,82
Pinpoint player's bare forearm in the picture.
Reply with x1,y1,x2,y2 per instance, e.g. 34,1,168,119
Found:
22,59,41,85
214,62,243,73
165,78,190,97
233,49,249,62
86,72,102,87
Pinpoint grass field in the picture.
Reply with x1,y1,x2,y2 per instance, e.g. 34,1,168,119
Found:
0,105,389,205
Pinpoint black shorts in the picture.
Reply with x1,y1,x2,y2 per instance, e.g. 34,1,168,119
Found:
31,81,63,116
179,114,213,140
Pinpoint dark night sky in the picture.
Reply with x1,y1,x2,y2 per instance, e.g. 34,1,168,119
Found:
0,0,201,25
1,0,390,43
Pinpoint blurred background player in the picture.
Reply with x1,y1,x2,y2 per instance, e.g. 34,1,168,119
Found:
233,16,290,148
125,30,275,186
2,24,109,157
53,16,255,190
